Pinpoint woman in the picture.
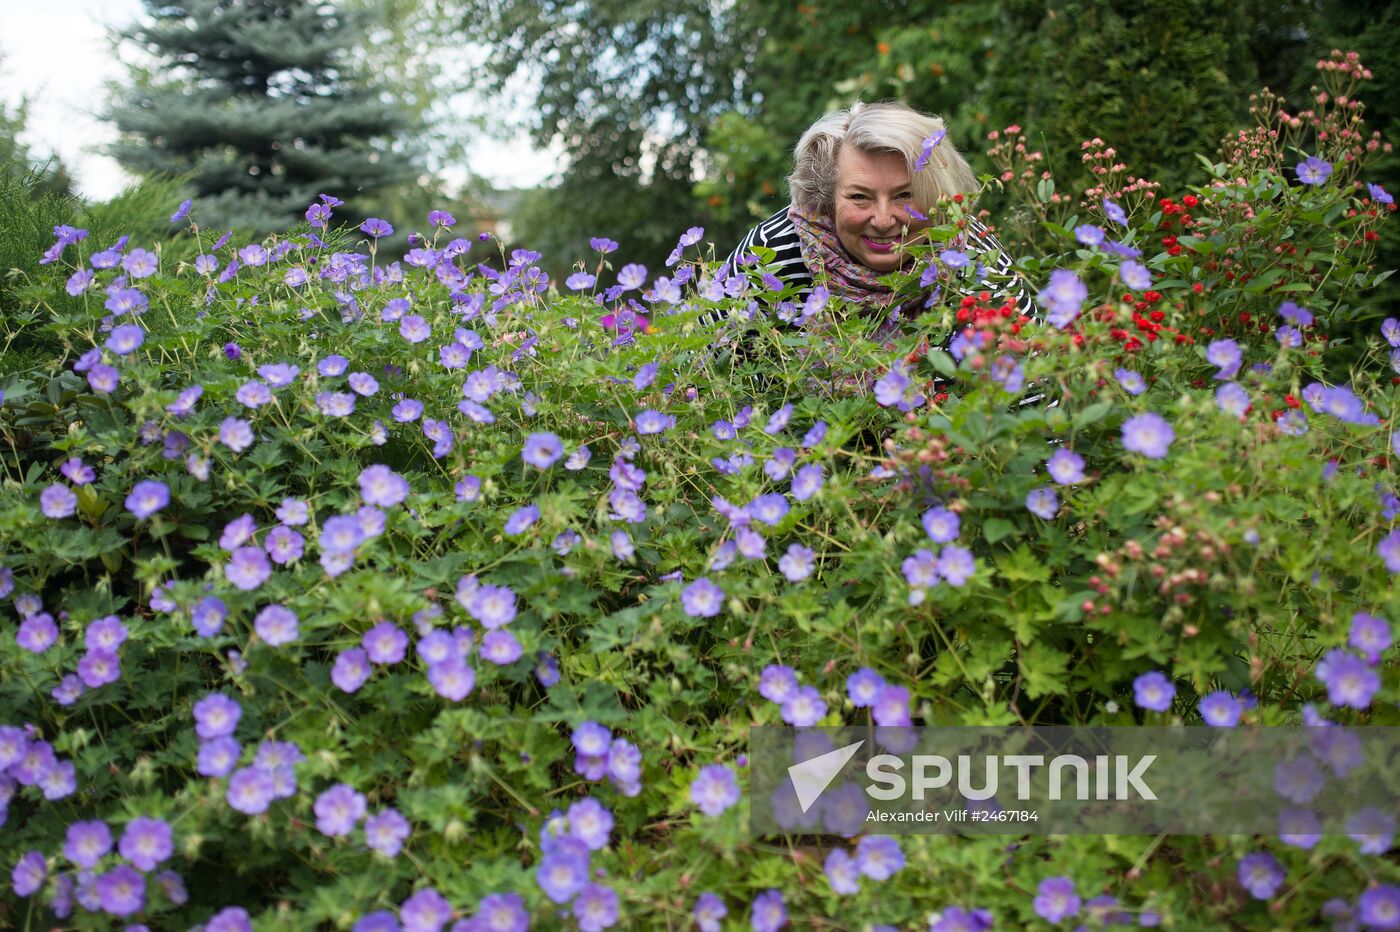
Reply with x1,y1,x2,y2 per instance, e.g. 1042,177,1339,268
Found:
723,101,1033,323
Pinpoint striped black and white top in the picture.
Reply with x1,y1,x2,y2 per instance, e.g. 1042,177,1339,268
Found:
706,206,1050,408
716,207,1037,320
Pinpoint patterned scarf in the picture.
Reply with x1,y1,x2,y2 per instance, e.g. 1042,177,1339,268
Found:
788,204,930,329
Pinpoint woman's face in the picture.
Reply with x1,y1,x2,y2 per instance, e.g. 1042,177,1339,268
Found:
833,146,928,273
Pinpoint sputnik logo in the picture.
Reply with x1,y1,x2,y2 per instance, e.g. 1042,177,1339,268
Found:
787,740,865,813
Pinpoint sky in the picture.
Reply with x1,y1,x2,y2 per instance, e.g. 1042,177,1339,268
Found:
0,0,557,201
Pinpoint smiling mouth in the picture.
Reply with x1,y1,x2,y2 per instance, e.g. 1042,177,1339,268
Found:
862,236,899,251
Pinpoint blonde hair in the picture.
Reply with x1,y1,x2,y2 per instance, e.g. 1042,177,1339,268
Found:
787,101,978,218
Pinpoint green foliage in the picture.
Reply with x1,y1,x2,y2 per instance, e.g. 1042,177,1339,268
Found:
1,53,1398,932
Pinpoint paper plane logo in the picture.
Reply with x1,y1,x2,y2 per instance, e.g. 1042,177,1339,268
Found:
787,739,865,813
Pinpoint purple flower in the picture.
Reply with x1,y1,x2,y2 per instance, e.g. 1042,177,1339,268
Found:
355,800,408,850
11,850,46,897
77,648,121,687
693,892,727,931
1278,301,1314,327
872,684,911,726
1238,852,1285,899
264,525,304,565
759,665,798,704
591,237,619,254
565,796,614,851
522,431,564,469
65,819,113,869
1038,269,1088,328
95,864,145,915
1216,382,1250,416
1295,156,1332,185
791,464,824,502
318,354,349,377
1046,449,1085,485
690,764,741,816
855,835,903,880
1206,338,1242,379
39,482,78,519
468,584,517,629
747,493,790,527
254,604,299,646
332,648,372,693
481,629,523,665
348,372,379,397
1120,260,1152,290
919,508,959,543
360,218,394,237
126,480,169,519
778,543,815,582
1316,649,1380,708
1380,529,1400,573
167,384,203,416
750,889,787,932
106,324,146,355
1199,690,1243,727
1115,368,1146,395
1345,806,1395,855
220,417,255,453
780,685,827,726
536,839,589,903
363,621,409,664
847,668,886,707
226,766,276,815
936,545,975,586
1133,671,1174,712
616,263,647,290
400,315,431,343
314,783,367,837
191,596,228,636
469,894,529,932
912,129,946,172
225,546,272,591
504,504,539,535
1121,412,1175,459
1349,612,1391,663
874,364,911,407
118,817,173,871
60,457,96,485
566,271,596,290
1026,487,1059,520
195,738,239,777
825,848,861,895
401,887,453,932
207,906,254,932
1102,198,1128,225
1034,876,1080,923
171,199,192,222
85,362,120,394
358,465,410,508
1282,750,1321,800
1074,225,1105,246
634,409,674,434
681,577,724,618
1359,885,1400,929
194,693,241,739
1277,807,1322,849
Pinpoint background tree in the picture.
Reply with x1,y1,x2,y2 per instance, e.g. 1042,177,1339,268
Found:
452,0,754,280
0,52,75,199
108,0,413,235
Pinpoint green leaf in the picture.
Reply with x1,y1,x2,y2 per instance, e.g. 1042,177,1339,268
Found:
1019,642,1070,700
1073,401,1114,430
982,518,1016,545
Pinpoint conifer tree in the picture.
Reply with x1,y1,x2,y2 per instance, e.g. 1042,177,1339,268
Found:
109,0,411,234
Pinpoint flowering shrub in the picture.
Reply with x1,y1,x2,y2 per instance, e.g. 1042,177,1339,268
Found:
1,51,1397,931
